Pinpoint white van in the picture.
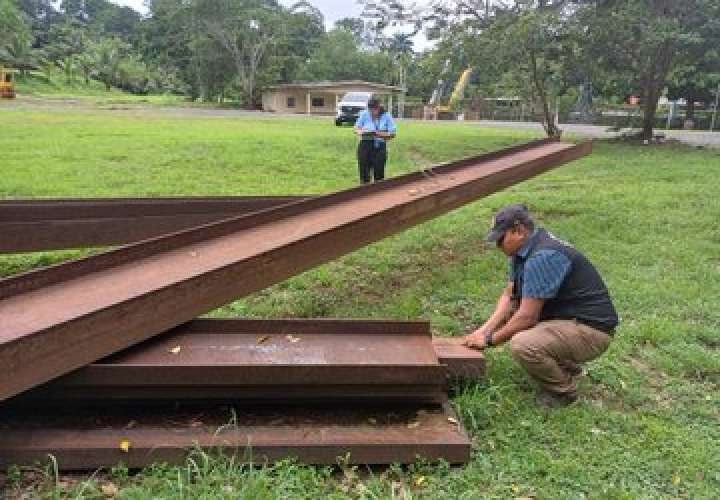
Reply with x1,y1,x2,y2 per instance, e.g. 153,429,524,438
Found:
335,92,375,126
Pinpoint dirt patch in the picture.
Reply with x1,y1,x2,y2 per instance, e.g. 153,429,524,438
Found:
626,355,669,381
584,384,628,412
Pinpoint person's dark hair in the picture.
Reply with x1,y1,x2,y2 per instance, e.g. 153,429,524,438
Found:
367,98,386,115
519,216,535,232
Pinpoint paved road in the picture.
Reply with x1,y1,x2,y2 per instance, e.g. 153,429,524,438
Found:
4,97,719,147
471,120,720,148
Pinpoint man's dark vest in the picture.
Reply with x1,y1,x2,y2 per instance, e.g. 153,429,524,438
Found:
512,229,619,333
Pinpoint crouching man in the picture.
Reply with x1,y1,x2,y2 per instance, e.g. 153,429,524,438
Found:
464,204,618,408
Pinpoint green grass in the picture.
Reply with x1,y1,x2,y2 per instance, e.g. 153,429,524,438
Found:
14,70,187,106
1,108,719,499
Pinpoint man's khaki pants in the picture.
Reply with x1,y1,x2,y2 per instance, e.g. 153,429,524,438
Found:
509,319,611,395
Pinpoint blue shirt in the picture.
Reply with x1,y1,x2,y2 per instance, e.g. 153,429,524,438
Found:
509,230,572,299
355,110,397,148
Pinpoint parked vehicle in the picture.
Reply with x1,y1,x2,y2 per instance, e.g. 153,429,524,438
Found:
335,92,375,126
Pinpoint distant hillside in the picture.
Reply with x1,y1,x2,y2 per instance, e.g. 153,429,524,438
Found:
13,69,187,106
15,69,132,98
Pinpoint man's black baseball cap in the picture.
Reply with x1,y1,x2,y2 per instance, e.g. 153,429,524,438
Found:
485,204,533,242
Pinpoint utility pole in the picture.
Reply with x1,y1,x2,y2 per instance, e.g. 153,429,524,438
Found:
666,101,674,130
711,83,720,132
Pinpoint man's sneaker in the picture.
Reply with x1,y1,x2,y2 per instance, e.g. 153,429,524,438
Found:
561,361,586,383
535,390,578,409
567,363,584,377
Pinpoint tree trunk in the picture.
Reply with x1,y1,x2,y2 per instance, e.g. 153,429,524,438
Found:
530,49,560,137
684,95,695,129
641,82,660,140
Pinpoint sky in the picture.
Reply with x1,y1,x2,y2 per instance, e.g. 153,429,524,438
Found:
109,0,433,50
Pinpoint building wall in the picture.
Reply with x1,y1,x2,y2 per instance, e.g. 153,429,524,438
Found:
262,90,340,114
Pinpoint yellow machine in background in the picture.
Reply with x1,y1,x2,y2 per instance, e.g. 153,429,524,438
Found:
436,67,473,113
0,66,18,99
425,66,473,119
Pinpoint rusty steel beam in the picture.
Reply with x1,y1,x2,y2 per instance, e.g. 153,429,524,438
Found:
0,401,471,469
0,196,308,253
171,319,485,377
16,319,446,404
171,320,484,378
432,336,486,379
0,139,592,400
12,319,483,404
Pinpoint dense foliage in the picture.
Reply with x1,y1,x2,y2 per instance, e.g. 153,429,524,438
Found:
2,0,409,106
363,0,720,138
2,0,719,136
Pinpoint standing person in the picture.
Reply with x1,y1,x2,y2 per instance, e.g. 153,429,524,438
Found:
354,98,397,184
464,204,619,408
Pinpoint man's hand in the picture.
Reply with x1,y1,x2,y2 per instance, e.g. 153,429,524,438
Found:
463,329,491,351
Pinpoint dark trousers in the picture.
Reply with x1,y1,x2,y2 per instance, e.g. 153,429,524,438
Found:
357,140,387,184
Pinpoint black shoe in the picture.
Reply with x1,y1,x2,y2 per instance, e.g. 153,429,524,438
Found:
561,361,585,379
535,390,578,409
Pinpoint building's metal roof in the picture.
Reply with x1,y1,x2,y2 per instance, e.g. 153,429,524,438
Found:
267,80,406,93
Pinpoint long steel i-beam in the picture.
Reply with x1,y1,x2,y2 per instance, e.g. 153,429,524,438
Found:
0,401,471,468
11,319,485,404
0,196,308,253
0,139,591,400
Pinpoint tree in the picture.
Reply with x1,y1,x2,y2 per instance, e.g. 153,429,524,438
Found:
667,60,720,127
198,0,279,106
0,0,33,64
363,0,576,136
87,37,126,90
274,1,325,82
142,0,324,102
41,19,88,65
482,3,580,137
335,16,384,49
92,5,142,38
17,0,62,48
385,33,414,89
360,0,506,40
143,0,195,93
583,0,720,139
296,29,394,83
665,11,720,127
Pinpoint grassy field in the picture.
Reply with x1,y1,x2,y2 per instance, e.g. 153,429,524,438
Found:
0,106,719,499
15,71,189,106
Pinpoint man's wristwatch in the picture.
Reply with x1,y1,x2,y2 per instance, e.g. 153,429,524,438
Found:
484,330,494,347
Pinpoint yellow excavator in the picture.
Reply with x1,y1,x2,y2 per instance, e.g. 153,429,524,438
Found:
425,66,473,119
0,65,18,99
437,67,473,113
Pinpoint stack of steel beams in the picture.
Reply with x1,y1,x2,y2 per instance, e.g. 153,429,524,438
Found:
0,139,591,469
1,320,482,468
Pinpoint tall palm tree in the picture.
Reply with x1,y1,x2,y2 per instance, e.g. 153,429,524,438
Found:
386,32,414,89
